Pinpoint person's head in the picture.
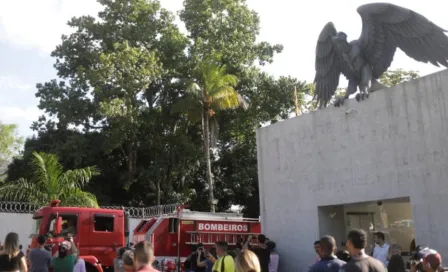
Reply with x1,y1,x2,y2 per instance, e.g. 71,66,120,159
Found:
235,250,261,272
346,229,367,255
266,241,276,253
215,241,228,257
197,243,204,252
336,250,351,262
122,250,135,272
134,241,154,268
319,236,337,257
58,241,71,259
374,232,386,245
423,251,442,272
314,240,321,255
257,234,266,244
387,255,405,272
207,247,217,263
3,232,20,258
37,235,46,246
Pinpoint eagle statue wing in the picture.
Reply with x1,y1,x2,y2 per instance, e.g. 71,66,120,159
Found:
314,22,353,108
357,3,448,79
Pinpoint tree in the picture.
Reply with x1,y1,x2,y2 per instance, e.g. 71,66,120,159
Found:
379,69,420,87
33,0,190,192
173,55,247,212
0,152,99,207
0,122,23,181
18,0,292,214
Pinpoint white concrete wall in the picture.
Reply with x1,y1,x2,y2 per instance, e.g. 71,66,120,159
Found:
0,212,143,248
257,69,448,271
0,213,34,247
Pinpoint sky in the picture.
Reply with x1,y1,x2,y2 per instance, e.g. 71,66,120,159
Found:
0,0,447,138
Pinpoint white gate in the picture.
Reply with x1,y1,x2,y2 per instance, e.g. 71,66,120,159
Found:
0,201,179,248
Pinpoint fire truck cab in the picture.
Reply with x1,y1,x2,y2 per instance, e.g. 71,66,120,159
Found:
28,200,130,272
132,208,261,267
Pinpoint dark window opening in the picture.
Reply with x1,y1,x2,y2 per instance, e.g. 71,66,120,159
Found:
94,215,114,232
169,218,178,233
47,214,78,237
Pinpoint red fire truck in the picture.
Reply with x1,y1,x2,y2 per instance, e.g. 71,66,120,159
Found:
28,201,260,272
132,206,261,269
28,200,132,271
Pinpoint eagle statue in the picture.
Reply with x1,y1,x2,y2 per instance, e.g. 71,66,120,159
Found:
313,3,448,108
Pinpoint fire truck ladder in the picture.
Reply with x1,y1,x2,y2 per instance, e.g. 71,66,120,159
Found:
186,232,259,246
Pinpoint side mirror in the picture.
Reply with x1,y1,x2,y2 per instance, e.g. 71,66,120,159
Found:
53,217,63,235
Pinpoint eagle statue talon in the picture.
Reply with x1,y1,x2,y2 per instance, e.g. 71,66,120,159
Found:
334,97,345,107
312,3,448,109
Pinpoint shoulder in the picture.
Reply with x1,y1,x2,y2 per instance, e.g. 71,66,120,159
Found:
308,262,319,272
342,261,360,271
17,251,24,258
331,259,346,266
367,256,384,266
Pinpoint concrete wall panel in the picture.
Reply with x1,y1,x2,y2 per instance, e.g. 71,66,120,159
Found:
257,70,448,271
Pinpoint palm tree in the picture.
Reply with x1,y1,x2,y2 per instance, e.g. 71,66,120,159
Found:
0,152,99,207
173,55,247,212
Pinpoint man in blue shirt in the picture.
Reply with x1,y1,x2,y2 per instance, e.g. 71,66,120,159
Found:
309,236,346,272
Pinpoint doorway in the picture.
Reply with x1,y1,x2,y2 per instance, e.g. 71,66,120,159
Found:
346,212,375,253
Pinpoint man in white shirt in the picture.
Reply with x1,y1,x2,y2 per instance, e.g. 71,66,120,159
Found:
372,232,389,267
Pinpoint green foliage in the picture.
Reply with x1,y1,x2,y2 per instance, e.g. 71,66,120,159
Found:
6,0,323,215
379,69,420,87
0,152,99,207
0,123,23,181
180,0,283,68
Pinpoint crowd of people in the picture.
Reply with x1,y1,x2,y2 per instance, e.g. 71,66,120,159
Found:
180,234,279,272
0,229,445,272
309,229,444,272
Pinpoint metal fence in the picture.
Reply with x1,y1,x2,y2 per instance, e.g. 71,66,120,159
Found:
0,200,180,218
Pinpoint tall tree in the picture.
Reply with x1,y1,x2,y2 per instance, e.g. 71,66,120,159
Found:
0,152,98,207
33,0,190,192
0,122,23,181
173,55,246,212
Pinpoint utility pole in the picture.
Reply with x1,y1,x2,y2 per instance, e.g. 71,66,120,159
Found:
294,86,300,116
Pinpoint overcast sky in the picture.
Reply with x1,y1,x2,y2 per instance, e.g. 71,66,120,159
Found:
0,0,446,138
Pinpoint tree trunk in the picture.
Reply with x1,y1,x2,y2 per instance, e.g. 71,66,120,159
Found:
156,179,161,206
202,110,215,212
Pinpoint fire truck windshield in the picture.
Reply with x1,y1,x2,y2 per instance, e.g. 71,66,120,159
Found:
32,216,43,235
47,214,78,237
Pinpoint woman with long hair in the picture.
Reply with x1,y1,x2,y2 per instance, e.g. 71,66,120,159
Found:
235,250,261,272
0,232,27,272
387,244,405,272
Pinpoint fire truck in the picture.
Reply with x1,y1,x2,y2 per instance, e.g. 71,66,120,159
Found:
28,200,134,271
28,200,260,272
132,206,261,269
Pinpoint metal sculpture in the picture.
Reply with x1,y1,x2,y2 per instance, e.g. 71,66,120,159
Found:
313,3,448,108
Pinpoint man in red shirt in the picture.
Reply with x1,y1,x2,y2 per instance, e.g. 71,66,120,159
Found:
134,241,160,272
